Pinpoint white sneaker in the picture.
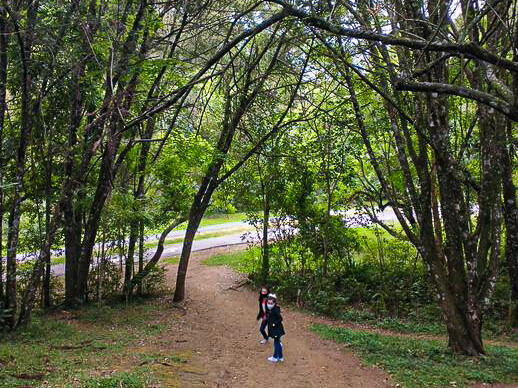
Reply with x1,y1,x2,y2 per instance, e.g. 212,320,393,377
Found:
260,339,268,344
268,356,278,362
277,358,284,362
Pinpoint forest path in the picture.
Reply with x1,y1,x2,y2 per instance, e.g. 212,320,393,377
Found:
161,244,392,388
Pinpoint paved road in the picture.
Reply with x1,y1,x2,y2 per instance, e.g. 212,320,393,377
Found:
50,229,251,277
27,208,404,277
8,222,250,262
145,221,248,243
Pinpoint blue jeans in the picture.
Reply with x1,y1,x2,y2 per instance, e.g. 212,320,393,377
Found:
273,336,283,359
259,319,268,340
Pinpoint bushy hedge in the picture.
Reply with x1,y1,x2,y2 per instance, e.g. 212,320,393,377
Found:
248,224,510,325
264,235,435,318
0,308,12,330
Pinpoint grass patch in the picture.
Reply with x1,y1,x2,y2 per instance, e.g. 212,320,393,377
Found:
311,324,518,388
81,370,155,388
51,256,65,265
201,247,260,272
160,256,179,265
198,212,247,226
0,301,173,387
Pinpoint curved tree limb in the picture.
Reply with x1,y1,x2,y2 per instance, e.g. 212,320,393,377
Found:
394,80,518,121
266,0,518,73
126,216,187,296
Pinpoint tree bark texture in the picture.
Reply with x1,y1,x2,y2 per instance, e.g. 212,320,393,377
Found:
262,188,270,284
0,8,8,306
501,124,518,327
124,118,155,297
5,0,37,328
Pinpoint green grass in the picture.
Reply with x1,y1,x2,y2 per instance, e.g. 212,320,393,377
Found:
80,370,154,388
0,301,181,387
160,256,179,265
311,324,518,388
201,247,260,272
198,212,247,227
51,256,65,265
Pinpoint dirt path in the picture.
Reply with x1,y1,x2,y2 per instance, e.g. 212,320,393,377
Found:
162,245,392,388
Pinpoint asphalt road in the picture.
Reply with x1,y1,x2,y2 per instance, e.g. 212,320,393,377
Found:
21,208,404,277
50,225,252,276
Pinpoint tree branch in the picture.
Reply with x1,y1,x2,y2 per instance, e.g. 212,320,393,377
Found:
266,0,518,72
394,80,518,121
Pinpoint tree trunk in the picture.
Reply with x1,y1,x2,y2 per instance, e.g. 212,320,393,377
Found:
124,222,137,297
42,128,53,309
501,123,518,327
0,8,8,306
5,0,36,327
262,190,270,284
64,206,82,306
76,134,122,304
137,221,144,296
125,118,154,298
173,207,205,303
63,62,84,307
441,289,484,355
128,217,186,295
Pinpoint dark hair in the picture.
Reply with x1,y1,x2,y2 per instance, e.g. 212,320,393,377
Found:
259,286,269,295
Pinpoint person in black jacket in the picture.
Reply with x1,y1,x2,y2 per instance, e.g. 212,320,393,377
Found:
266,294,285,362
257,286,270,343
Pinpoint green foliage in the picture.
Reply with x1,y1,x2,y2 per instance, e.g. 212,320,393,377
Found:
88,260,122,302
261,225,433,319
14,261,64,306
140,265,167,295
311,324,518,387
338,308,445,335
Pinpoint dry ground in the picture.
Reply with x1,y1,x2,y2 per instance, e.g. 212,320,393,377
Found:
159,244,392,387
110,244,517,388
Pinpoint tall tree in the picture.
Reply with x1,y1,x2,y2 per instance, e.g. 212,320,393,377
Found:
173,27,309,302
0,4,9,307
267,0,515,354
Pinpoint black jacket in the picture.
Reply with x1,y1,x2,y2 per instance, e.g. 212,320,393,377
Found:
257,294,268,320
267,305,285,338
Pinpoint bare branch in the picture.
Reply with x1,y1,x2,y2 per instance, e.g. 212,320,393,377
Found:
394,79,518,121
266,0,518,72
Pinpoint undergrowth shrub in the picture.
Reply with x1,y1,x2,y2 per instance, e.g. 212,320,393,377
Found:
15,261,64,307
88,260,122,302
140,265,167,295
0,308,12,330
260,232,435,319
